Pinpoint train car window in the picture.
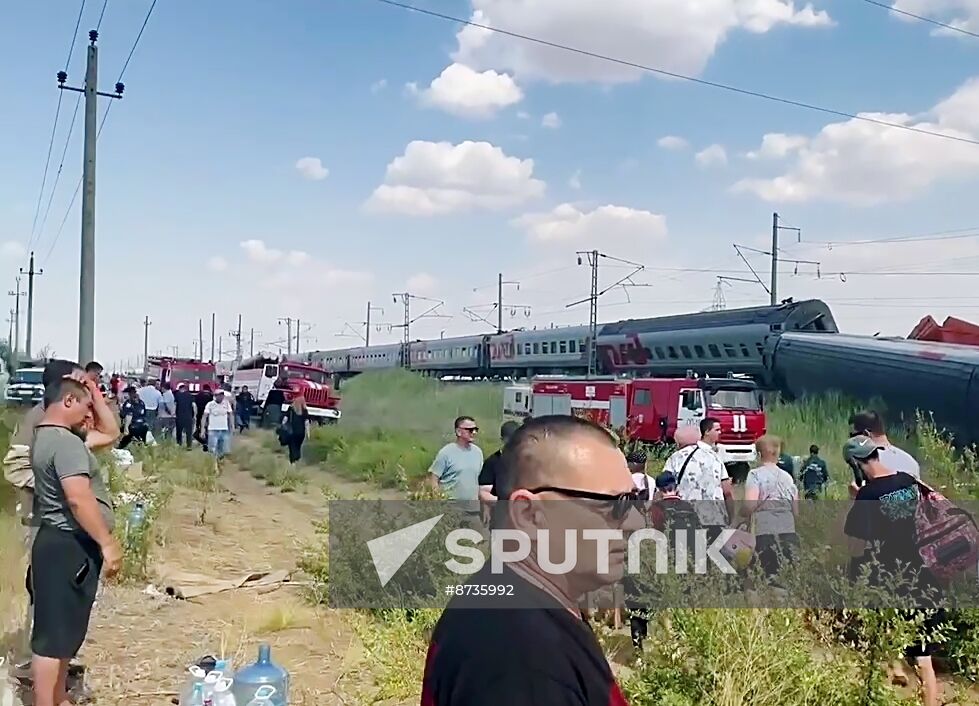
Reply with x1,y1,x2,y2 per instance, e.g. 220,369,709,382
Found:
559,341,568,354
668,346,678,359
724,344,737,358
654,346,666,360
569,340,577,353
579,339,586,351
708,344,721,358
740,344,751,357
680,345,692,359
694,345,705,358
533,342,540,354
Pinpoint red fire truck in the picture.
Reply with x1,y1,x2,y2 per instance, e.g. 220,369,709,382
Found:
231,355,341,424
527,375,766,466
144,356,217,392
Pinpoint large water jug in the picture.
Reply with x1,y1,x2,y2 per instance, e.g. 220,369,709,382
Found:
232,645,288,706
244,686,276,706
179,665,207,706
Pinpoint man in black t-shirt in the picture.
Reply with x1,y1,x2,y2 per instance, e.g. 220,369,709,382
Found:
422,415,643,706
843,435,943,706
477,421,520,524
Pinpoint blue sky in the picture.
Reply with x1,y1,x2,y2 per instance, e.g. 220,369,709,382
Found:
3,0,979,366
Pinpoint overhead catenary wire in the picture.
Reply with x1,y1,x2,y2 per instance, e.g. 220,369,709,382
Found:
95,0,110,30
856,0,979,40
372,0,979,148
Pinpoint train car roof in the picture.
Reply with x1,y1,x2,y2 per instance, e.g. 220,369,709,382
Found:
493,325,591,341
600,299,833,335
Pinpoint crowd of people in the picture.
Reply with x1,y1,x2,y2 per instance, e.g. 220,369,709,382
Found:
424,409,948,706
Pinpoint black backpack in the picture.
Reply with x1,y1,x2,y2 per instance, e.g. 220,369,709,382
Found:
655,496,702,533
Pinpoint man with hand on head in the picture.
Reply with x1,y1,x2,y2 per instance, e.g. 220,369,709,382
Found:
30,376,122,706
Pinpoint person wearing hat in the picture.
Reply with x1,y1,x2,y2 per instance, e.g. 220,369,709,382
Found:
202,387,235,460
118,385,149,448
843,435,944,706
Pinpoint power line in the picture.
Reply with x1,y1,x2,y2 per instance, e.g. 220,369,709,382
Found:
95,0,110,30
28,0,89,249
372,0,979,148
36,94,83,243
41,0,159,265
856,0,979,40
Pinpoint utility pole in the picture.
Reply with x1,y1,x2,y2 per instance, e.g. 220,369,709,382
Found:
142,316,151,368
496,273,523,334
198,319,204,361
58,31,124,363
365,301,384,347
7,310,14,354
228,314,242,364
770,212,802,306
249,328,255,357
391,293,446,368
210,313,216,361
20,252,43,359
295,318,301,356
8,277,25,364
277,318,294,357
218,336,223,362
568,251,646,377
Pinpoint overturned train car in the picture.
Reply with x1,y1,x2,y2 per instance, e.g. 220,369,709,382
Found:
770,332,979,445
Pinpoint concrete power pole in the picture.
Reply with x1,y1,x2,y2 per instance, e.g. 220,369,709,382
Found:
770,212,802,306
8,278,25,364
198,319,204,361
277,318,293,357
210,313,216,361
142,316,151,368
20,252,43,359
57,31,124,363
295,318,301,357
249,328,255,357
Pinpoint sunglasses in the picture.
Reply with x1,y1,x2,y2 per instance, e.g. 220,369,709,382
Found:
458,426,479,433
526,486,645,521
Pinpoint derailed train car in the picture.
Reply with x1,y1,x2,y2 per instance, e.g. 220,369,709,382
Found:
770,332,979,444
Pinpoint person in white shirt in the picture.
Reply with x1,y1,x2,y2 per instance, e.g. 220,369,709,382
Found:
626,447,656,509
663,418,734,541
202,388,234,459
137,380,164,436
742,435,800,577
849,409,920,485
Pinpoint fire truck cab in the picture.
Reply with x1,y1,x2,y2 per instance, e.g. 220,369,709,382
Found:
528,375,766,466
144,356,216,393
232,355,341,424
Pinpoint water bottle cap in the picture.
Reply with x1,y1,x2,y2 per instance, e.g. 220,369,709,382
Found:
214,678,232,692
188,665,206,678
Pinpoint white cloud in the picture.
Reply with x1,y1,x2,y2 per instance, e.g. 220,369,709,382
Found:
407,272,438,293
370,78,388,93
891,0,979,35
541,112,562,129
569,169,582,190
286,250,310,266
517,110,531,120
452,1,831,85
657,135,689,151
695,144,728,167
240,239,283,264
744,133,807,159
415,63,523,118
206,256,228,272
733,76,979,205
514,203,668,245
295,157,329,181
0,242,26,259
366,140,546,216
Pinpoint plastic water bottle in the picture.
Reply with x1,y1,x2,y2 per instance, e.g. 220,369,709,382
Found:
212,678,236,706
126,501,146,549
232,645,288,706
244,686,276,706
186,683,205,706
202,671,223,703
180,666,207,706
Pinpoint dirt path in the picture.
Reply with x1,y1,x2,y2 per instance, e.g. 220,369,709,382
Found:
81,440,375,705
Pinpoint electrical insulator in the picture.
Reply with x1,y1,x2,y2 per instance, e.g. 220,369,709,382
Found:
57,71,68,84
115,82,125,95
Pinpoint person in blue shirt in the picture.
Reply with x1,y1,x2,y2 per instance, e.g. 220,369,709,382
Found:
800,444,830,499
429,416,483,517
